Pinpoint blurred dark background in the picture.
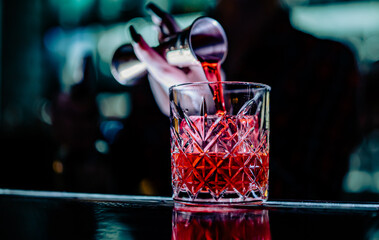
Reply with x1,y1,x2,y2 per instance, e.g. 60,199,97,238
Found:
0,0,378,201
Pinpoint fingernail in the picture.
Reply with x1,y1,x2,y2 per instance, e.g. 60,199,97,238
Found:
146,2,165,18
129,25,141,43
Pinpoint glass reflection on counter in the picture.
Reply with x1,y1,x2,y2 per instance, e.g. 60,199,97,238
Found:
172,206,271,240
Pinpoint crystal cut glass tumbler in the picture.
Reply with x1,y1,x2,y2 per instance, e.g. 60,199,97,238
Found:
169,82,270,205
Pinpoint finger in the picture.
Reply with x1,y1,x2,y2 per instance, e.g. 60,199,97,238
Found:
146,3,180,38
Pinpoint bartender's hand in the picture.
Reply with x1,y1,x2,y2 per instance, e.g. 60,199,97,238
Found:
129,3,207,116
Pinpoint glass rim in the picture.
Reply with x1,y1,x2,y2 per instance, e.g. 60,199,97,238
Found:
169,81,271,92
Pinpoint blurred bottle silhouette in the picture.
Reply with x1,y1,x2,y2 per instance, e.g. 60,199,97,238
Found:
51,55,99,153
50,54,113,193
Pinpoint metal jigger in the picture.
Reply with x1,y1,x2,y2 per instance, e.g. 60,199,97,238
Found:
110,17,228,86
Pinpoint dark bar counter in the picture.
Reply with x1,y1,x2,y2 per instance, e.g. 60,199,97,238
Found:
1,189,379,239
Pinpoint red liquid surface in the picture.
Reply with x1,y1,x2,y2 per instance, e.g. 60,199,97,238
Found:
172,151,269,198
201,61,225,115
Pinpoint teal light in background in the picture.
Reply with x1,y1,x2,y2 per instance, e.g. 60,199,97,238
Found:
141,0,172,14
291,2,379,36
97,93,131,119
44,26,98,92
99,0,125,21
172,0,218,12
290,1,379,62
343,130,379,194
49,0,95,26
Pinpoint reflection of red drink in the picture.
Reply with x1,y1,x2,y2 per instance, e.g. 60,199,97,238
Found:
172,208,271,240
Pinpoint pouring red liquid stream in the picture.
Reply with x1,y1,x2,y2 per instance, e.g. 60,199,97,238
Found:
200,61,226,115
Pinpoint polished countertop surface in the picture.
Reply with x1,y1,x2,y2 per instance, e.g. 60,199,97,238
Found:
1,189,379,239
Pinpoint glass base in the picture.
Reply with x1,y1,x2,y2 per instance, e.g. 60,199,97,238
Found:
173,190,267,207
